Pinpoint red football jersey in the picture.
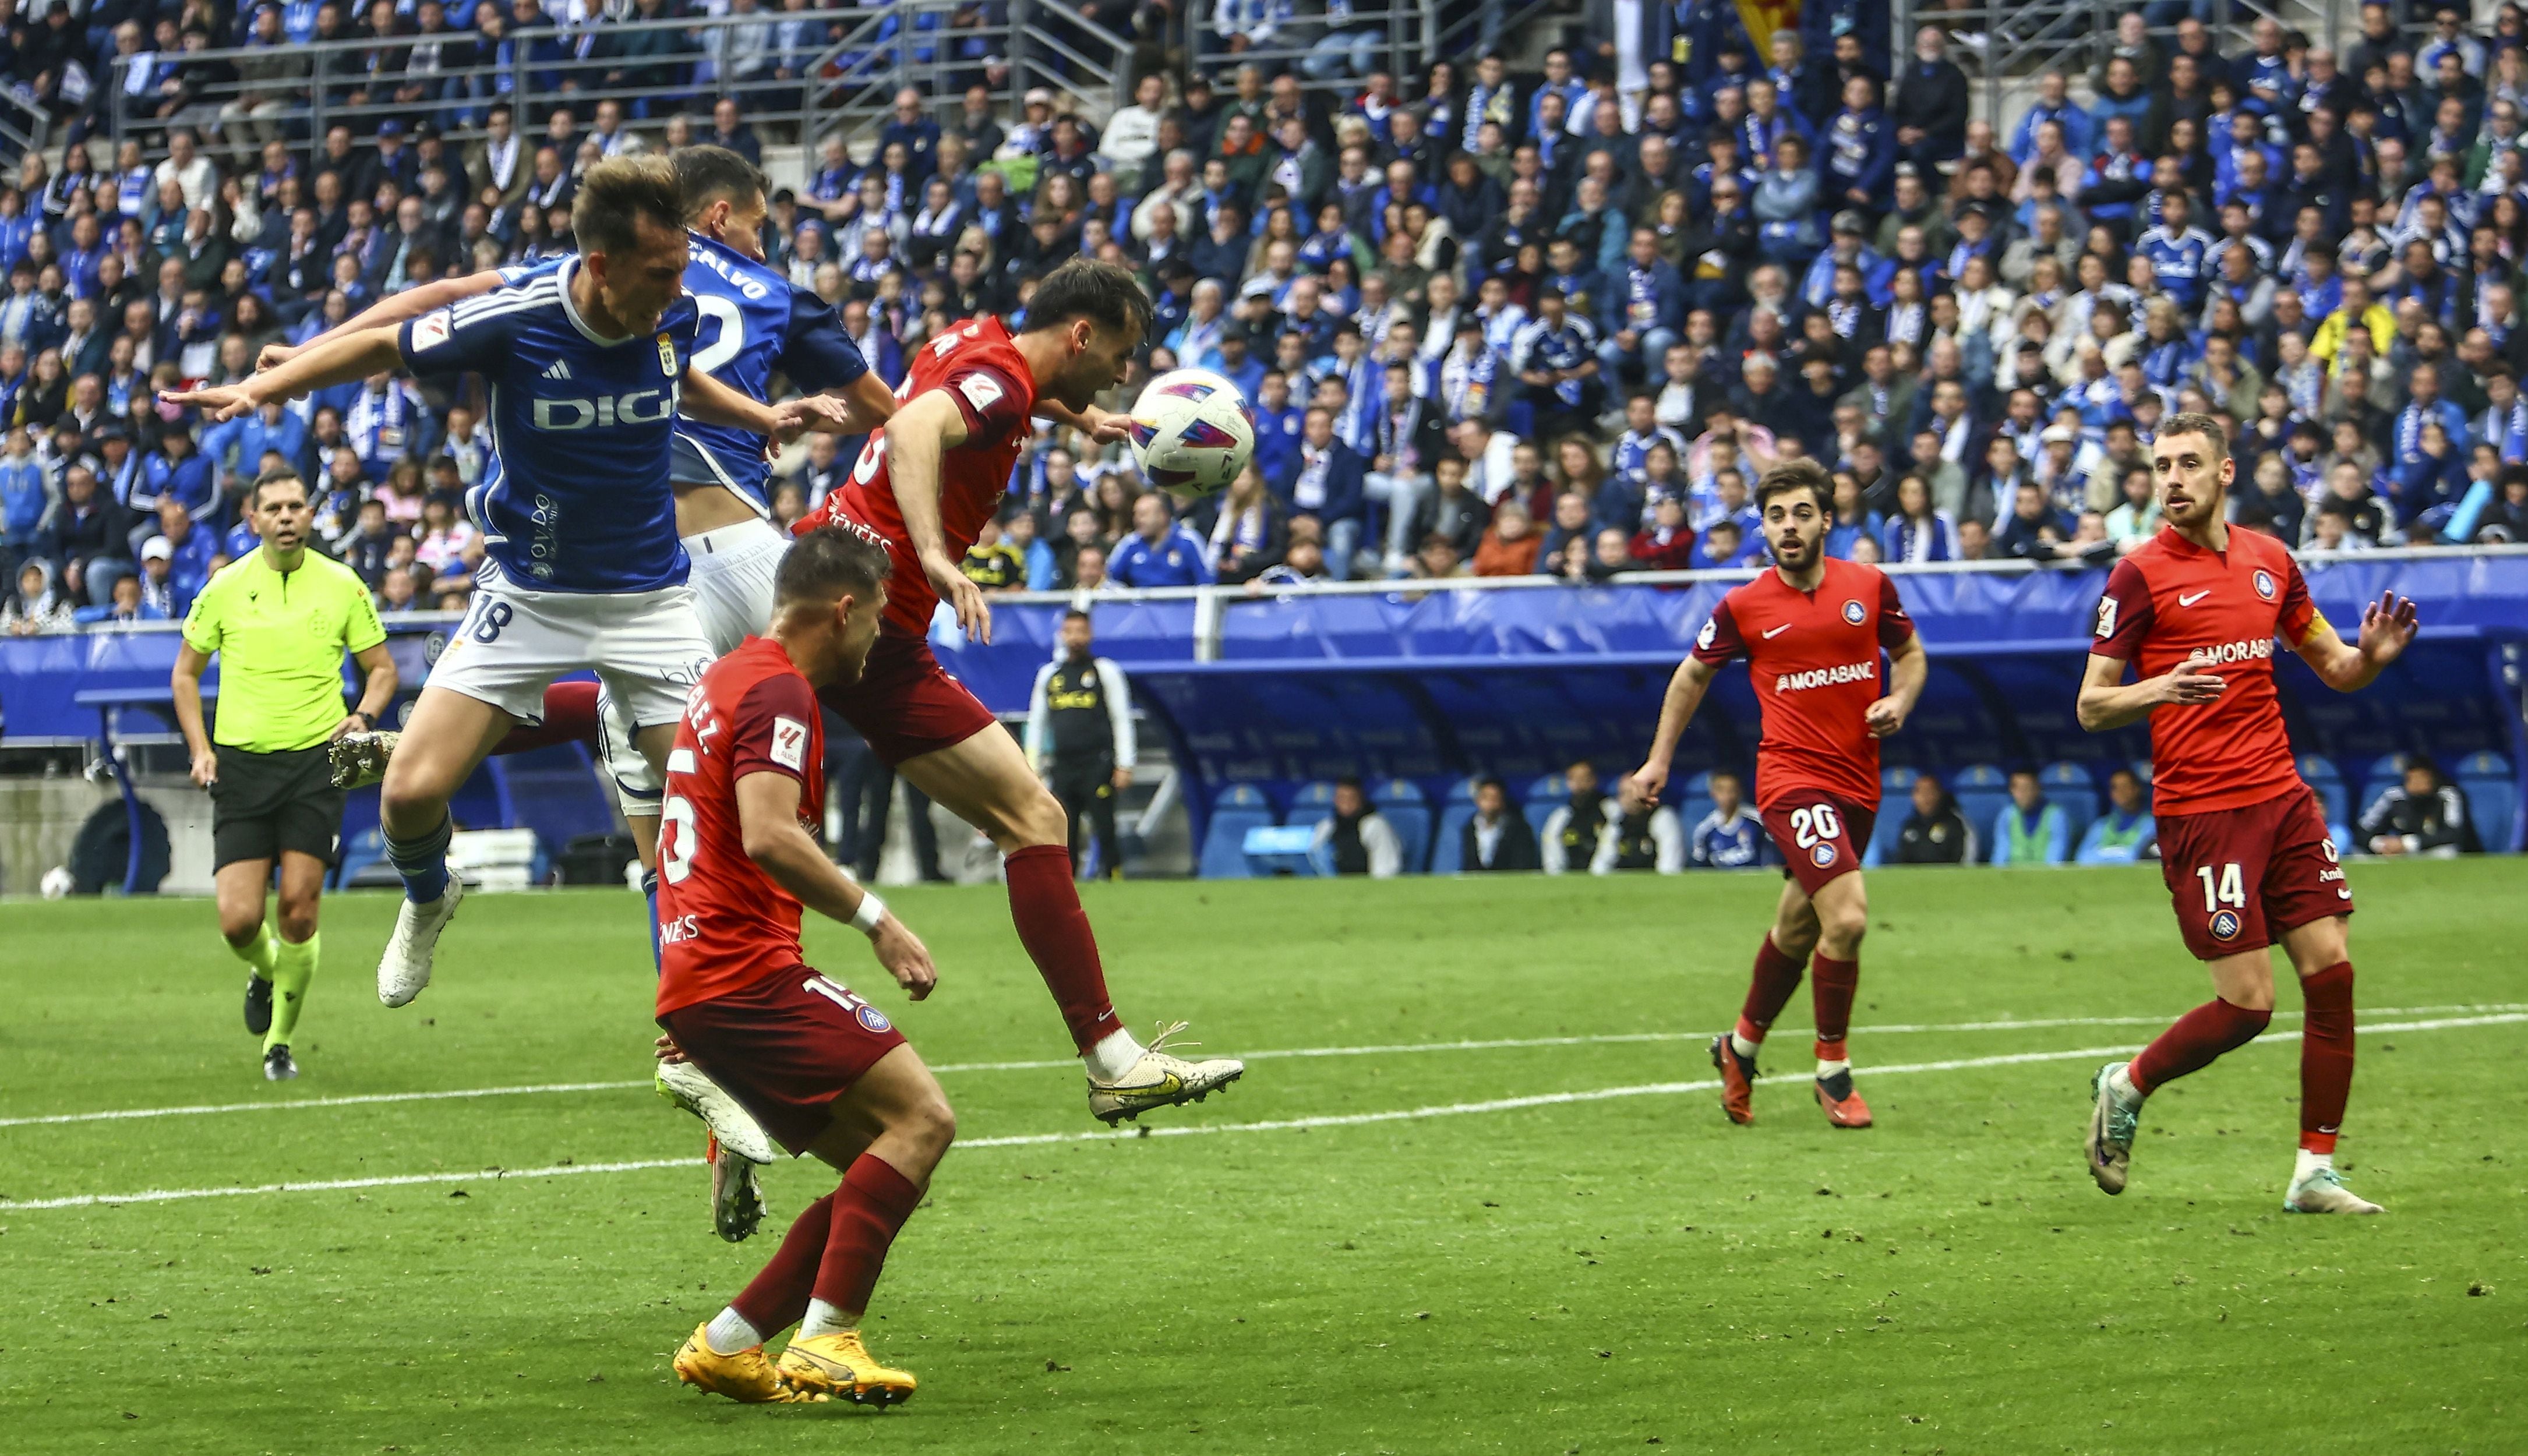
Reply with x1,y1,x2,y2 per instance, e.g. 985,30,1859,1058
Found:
797,315,1040,637
655,636,828,1018
2091,525,2325,817
1692,557,1915,810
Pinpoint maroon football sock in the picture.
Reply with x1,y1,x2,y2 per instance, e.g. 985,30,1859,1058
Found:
729,1191,836,1337
1005,843,1120,1052
1733,934,1808,1046
2128,996,2271,1095
1810,952,1859,1063
811,1154,924,1317
492,679,603,755
2298,962,2356,1155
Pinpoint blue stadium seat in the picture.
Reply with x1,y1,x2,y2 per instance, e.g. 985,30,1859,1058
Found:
1199,785,1276,879
1675,769,1716,847
486,744,614,867
2131,759,2153,785
2298,755,2350,828
1430,805,1474,873
1445,777,1482,803
2455,750,2520,852
1286,780,1338,834
2358,755,2411,815
1950,764,2012,864
1864,767,1923,867
2040,761,2101,844
1372,779,1433,872
1524,773,1569,836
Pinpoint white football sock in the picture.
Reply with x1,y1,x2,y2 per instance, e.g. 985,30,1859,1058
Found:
1729,1031,1761,1061
2107,1063,2142,1103
1084,1028,1148,1082
702,1306,762,1356
797,1298,855,1341
2293,1147,2333,1183
1815,1058,1851,1080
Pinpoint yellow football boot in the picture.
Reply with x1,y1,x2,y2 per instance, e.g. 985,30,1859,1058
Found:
775,1330,919,1406
673,1324,819,1403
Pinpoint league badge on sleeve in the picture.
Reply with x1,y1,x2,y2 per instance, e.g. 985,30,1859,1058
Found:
771,716,807,771
412,309,452,351
1697,619,1717,650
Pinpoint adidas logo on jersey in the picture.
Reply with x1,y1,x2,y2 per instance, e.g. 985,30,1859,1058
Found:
543,360,572,381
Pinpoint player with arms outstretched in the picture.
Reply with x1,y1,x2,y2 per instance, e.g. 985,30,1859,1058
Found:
1628,457,1928,1129
795,259,1247,1123
295,147,898,1238
2076,413,2417,1214
650,526,951,1406
166,157,853,1014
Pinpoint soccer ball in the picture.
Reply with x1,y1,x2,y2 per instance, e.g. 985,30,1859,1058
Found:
1126,368,1254,500
40,864,73,899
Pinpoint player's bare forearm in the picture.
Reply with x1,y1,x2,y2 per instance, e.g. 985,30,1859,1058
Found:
1648,656,1716,764
737,772,882,925
172,324,407,420
267,271,502,367
818,373,898,434
1868,633,1929,737
1038,399,1130,444
2077,651,2223,732
2298,591,2419,693
885,393,969,566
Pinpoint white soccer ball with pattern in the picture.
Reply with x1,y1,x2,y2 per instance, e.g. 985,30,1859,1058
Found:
1127,368,1254,499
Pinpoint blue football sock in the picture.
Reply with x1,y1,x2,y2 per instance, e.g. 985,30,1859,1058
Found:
384,814,453,904
642,868,662,976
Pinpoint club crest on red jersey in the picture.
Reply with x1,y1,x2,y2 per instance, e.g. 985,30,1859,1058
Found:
2252,568,2277,600
1841,598,1866,625
2209,909,2243,940
856,1003,893,1033
1810,842,1837,867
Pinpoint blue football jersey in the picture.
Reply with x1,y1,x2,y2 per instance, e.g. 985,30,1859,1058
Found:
670,231,870,512
400,256,700,592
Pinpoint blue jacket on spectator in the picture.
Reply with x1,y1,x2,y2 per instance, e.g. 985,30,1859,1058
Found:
1824,510,1884,560
163,524,218,610
1820,103,1901,212
1602,257,1687,340
1880,513,1957,563
1591,473,1646,535
1274,438,1367,526
1107,524,1218,588
0,451,45,546
2010,99,2093,162
139,449,216,521
1251,398,1304,487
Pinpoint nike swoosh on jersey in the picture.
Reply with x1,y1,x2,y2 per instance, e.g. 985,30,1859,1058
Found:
1762,623,1792,638
2178,590,2212,606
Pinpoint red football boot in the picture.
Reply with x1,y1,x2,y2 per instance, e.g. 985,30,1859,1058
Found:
1709,1034,1759,1125
1814,1069,1873,1129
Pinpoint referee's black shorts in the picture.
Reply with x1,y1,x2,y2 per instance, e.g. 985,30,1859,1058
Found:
211,744,348,871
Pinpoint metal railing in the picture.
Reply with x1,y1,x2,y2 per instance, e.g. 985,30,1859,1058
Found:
1893,0,2350,143
1157,0,1433,97
102,3,1132,165
0,85,49,163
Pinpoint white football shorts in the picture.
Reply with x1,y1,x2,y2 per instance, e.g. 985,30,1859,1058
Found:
429,559,714,741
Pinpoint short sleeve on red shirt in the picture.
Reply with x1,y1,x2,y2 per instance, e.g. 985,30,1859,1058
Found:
2276,554,2319,644
942,365,1029,447
729,673,819,784
1874,572,1913,649
2092,557,2155,661
1692,596,1746,665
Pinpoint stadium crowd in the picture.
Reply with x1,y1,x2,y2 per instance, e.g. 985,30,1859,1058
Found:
10,0,2528,638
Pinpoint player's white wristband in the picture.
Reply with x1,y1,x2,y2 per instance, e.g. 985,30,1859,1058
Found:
850,890,889,937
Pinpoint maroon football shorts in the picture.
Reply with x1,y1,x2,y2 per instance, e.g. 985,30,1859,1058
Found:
1760,790,1877,897
657,967,909,1157
2153,783,2354,962
818,629,1003,767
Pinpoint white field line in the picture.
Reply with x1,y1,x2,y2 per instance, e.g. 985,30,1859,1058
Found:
2,1010,2516,1214
5,1002,2521,1132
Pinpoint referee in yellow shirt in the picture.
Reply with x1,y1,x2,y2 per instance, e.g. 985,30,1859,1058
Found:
173,468,398,1081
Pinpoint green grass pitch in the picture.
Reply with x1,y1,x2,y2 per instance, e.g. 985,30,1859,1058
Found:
5,860,2523,1454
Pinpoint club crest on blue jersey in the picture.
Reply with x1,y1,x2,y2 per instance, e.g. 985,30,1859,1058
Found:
2252,568,2276,600
1841,598,1867,625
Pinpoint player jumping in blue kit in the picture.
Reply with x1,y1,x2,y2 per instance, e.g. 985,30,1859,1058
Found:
168,156,860,1015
